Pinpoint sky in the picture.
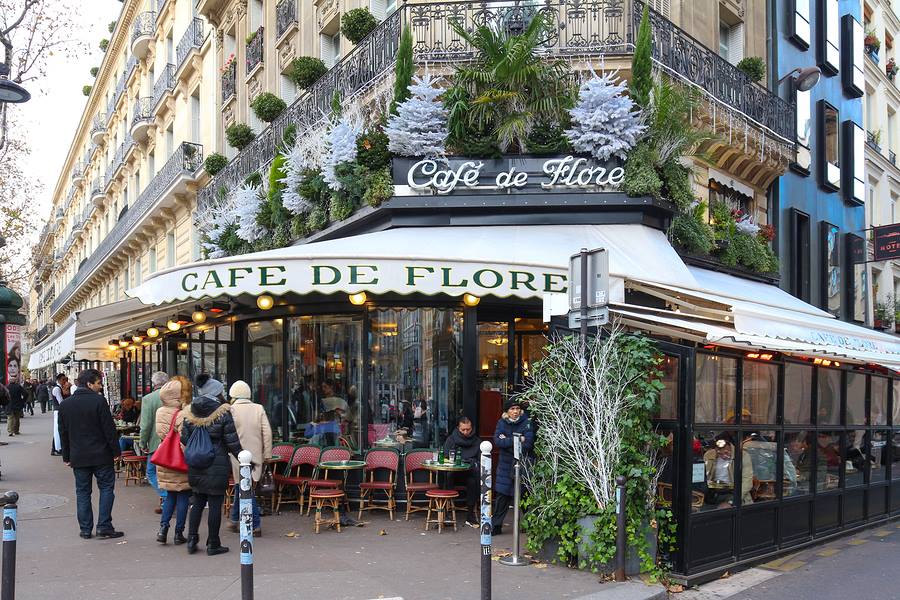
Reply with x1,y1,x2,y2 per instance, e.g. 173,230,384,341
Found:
17,0,124,227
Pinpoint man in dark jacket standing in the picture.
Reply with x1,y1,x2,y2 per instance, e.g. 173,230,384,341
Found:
6,379,24,436
35,380,49,414
444,416,481,527
491,399,534,535
58,369,124,540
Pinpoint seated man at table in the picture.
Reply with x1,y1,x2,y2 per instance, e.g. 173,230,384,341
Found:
444,416,481,527
116,397,140,453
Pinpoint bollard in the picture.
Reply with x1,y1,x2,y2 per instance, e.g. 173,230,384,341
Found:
614,476,626,582
500,434,526,567
1,491,18,600
479,441,493,600
237,451,254,600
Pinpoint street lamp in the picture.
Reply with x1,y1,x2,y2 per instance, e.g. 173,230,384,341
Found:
777,66,822,92
0,79,29,104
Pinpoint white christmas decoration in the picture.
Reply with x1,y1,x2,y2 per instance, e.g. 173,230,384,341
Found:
735,215,761,236
322,115,361,191
231,183,267,243
386,73,448,157
200,210,236,259
565,70,645,162
280,141,314,215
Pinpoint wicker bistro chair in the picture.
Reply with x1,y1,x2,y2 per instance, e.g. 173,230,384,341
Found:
274,445,321,513
404,449,439,520
305,446,352,515
357,448,400,520
122,454,146,487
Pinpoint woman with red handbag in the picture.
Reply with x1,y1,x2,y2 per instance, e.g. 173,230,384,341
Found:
154,376,192,544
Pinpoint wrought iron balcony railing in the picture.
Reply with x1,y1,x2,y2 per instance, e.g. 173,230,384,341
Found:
176,18,205,73
90,177,103,199
199,0,795,214
132,97,153,127
222,60,237,102
867,130,882,153
51,142,203,316
276,0,297,39
106,68,128,123
246,26,264,73
156,0,170,20
891,150,897,166
132,11,156,44
90,113,107,137
82,202,96,223
71,162,84,182
152,63,176,111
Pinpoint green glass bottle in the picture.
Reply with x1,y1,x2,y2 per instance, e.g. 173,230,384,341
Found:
438,447,444,464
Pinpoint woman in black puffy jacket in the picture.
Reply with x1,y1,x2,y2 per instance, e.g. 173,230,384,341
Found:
180,378,242,556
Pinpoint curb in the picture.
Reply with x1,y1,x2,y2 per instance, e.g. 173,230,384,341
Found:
573,581,668,600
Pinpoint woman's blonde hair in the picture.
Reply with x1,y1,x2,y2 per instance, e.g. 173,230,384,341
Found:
169,375,193,407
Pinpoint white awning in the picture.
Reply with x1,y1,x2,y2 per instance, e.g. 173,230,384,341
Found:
27,317,77,370
127,224,696,305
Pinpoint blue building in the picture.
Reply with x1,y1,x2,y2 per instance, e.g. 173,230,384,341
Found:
771,0,867,323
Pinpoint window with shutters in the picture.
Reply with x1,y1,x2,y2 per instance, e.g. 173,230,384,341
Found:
191,90,201,143
320,32,340,68
280,73,296,103
167,232,176,268
718,5,744,66
370,0,387,22
648,0,670,19
149,246,157,274
818,0,840,74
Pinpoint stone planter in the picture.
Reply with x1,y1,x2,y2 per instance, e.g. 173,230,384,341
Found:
576,515,657,576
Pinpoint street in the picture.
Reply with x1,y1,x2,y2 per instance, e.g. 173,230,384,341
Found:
2,411,660,600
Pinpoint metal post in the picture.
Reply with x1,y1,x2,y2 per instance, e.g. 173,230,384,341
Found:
500,434,525,567
1,491,18,600
579,248,588,348
479,441,493,600
237,451,254,600
614,476,627,582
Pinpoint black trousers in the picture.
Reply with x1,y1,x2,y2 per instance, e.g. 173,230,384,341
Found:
492,492,513,529
188,493,224,545
452,467,479,510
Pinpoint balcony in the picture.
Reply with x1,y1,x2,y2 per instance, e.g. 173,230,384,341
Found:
892,150,897,166
276,0,298,40
83,202,96,223
72,216,85,238
152,63,175,113
221,60,236,103
199,0,795,217
155,0,171,20
131,11,156,59
106,70,128,123
90,114,107,144
90,178,105,207
71,162,84,184
54,208,64,224
246,26,264,75
867,130,883,153
50,142,203,317
126,55,138,84
175,17,204,79
34,323,56,345
131,97,153,140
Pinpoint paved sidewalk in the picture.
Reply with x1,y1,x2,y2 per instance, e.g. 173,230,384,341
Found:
3,412,665,600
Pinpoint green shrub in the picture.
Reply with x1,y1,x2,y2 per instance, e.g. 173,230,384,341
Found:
356,127,391,171
670,203,715,255
282,124,297,149
246,30,258,45
99,38,109,52
629,4,652,108
719,231,778,273
391,24,414,114
363,168,394,207
265,154,291,227
299,169,329,205
287,56,327,89
341,8,378,44
108,20,116,34
526,121,572,155
89,67,99,77
204,153,228,176
736,57,766,82
251,92,287,123
308,205,328,231
82,85,92,97
660,160,694,211
244,171,263,187
623,142,662,197
226,123,256,150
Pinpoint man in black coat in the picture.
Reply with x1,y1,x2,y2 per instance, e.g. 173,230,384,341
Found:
35,380,49,414
58,369,124,540
444,416,481,527
6,380,24,436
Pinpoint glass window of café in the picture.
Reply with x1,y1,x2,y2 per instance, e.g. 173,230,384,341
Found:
172,324,232,389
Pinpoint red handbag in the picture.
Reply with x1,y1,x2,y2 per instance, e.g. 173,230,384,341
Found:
151,410,188,473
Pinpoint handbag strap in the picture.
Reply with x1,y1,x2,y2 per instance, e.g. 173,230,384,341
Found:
168,409,180,432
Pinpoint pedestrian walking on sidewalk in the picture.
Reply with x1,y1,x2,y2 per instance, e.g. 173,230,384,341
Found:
24,379,35,416
180,375,242,556
155,376,192,545
50,373,67,456
227,380,272,536
139,371,170,514
36,378,49,413
58,368,125,540
6,379,24,436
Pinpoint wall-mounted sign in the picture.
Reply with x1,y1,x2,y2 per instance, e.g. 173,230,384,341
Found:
4,325,20,384
873,223,900,261
396,155,625,196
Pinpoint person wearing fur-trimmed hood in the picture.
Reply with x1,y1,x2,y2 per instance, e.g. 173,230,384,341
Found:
491,398,534,535
179,375,242,556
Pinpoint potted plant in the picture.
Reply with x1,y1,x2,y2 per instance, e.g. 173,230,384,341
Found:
875,300,893,330
887,57,898,80
865,29,881,59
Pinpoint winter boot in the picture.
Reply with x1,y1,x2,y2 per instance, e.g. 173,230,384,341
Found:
156,525,169,544
186,534,200,554
173,529,187,545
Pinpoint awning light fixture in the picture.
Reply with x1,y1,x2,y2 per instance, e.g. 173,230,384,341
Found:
206,301,229,314
349,291,367,306
147,326,160,338
167,319,181,332
118,339,130,348
192,307,207,324
463,293,480,307
257,294,274,310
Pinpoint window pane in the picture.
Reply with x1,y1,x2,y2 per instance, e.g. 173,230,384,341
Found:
743,361,777,424
815,431,842,491
478,322,510,398
794,0,810,44
656,354,679,420
823,223,841,316
871,431,889,483
695,354,737,423
796,88,812,147
845,430,866,487
872,376,888,425
846,372,866,425
743,430,777,503
216,324,232,342
893,432,900,480
824,105,839,166
692,430,739,512
784,363,812,424
817,368,841,425
784,431,813,496
894,380,900,426
249,320,284,440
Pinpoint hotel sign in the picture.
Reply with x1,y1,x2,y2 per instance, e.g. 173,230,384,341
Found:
873,223,900,261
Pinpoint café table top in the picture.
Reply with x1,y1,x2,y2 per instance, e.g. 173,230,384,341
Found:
264,457,287,464
319,460,366,470
422,460,471,472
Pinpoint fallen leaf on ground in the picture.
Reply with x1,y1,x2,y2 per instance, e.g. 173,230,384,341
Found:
533,563,548,569
667,584,684,593
379,529,387,535
116,541,127,545
719,571,731,579
284,531,298,538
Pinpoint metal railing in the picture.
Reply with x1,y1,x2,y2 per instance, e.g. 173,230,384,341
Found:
276,0,297,39
246,26,264,73
891,150,897,166
198,0,795,215
50,142,203,316
82,202,96,222
152,63,176,110
71,162,84,181
867,130,882,153
106,69,128,124
176,17,205,73
156,0,170,20
35,323,55,344
132,97,153,128
132,11,156,44
54,208,64,222
104,136,133,190
126,55,138,82
222,60,237,102
90,114,107,137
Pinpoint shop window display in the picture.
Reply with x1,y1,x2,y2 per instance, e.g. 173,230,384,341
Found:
783,431,813,496
249,320,285,439
694,354,737,423
871,376,887,425
817,368,842,425
691,430,747,511
815,431,842,491
870,431,889,483
845,429,867,487
742,361,777,424
784,362,812,424
741,430,779,503
846,372,866,425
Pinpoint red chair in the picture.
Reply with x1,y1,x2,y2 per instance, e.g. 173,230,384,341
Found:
274,445,320,513
404,449,438,520
305,446,351,515
357,448,400,520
